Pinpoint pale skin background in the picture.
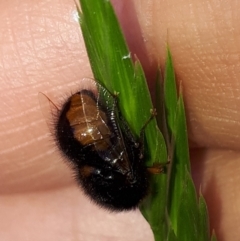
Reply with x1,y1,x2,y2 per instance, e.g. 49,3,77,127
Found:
0,0,240,240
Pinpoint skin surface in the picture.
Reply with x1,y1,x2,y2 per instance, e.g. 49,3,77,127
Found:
0,0,240,240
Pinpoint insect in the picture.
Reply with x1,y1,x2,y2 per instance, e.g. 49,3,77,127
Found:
46,79,164,211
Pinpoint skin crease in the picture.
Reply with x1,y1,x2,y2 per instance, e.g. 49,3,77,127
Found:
0,0,240,240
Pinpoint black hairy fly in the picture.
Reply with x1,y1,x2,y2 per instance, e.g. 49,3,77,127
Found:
55,79,163,211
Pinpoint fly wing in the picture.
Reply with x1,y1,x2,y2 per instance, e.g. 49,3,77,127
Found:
93,84,133,175
66,83,132,175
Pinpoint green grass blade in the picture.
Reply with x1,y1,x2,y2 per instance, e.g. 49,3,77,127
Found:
78,3,168,174
164,50,215,241
78,1,215,241
79,2,168,240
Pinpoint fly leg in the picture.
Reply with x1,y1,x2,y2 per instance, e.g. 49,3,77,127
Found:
138,109,170,173
147,161,170,174
138,108,157,159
